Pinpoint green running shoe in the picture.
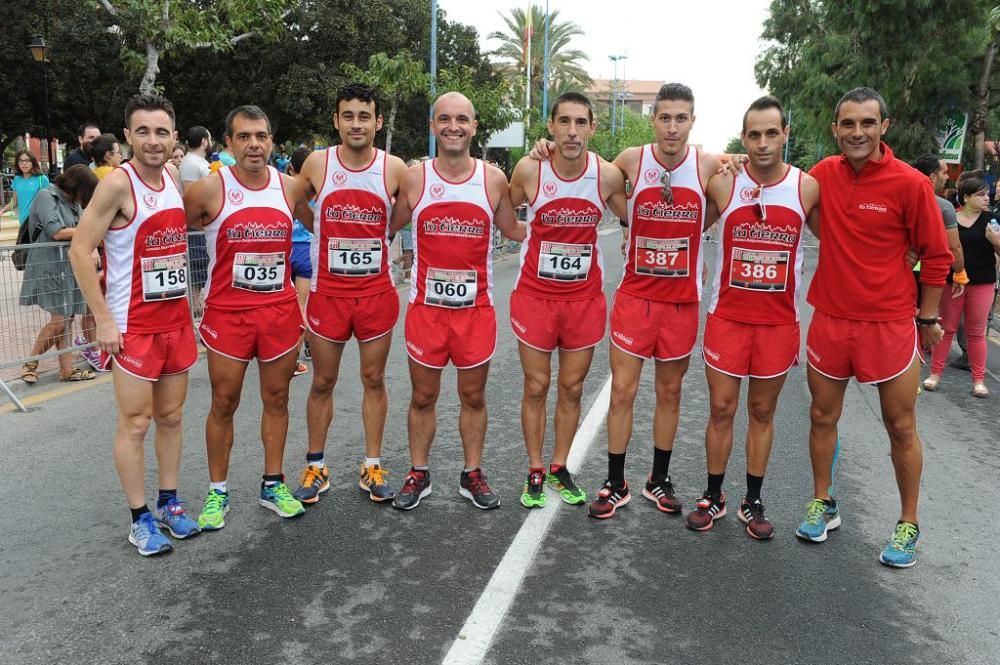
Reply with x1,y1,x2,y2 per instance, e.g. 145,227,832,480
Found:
197,489,230,531
520,469,546,509
545,466,586,505
260,482,305,518
879,521,919,568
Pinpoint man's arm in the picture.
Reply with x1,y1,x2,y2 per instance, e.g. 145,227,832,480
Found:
298,149,326,201
282,174,314,232
488,165,524,242
508,157,537,208
69,171,130,353
183,172,222,231
599,157,628,220
389,164,421,233
385,154,407,199
801,174,821,238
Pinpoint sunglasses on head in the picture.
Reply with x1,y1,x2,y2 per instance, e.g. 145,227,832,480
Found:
659,170,673,204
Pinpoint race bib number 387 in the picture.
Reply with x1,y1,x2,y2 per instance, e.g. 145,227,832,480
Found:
424,268,477,308
538,242,592,281
141,252,187,301
328,237,382,276
232,252,286,292
729,248,789,291
635,236,688,277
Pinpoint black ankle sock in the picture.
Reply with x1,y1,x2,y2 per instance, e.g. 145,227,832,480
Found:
156,489,177,508
608,452,626,487
262,473,283,486
130,505,150,523
651,448,672,478
746,474,764,501
306,451,324,463
707,473,725,497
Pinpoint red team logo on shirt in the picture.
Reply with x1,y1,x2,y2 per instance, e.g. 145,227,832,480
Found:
429,183,445,200
332,171,347,186
644,169,661,185
143,193,158,209
543,181,558,197
738,186,759,204
228,190,244,206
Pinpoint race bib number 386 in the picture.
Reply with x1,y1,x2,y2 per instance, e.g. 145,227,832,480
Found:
538,242,592,281
424,268,477,308
328,237,382,276
232,252,286,292
729,248,789,291
141,252,187,301
635,236,688,277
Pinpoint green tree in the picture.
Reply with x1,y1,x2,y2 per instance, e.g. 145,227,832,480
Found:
94,0,295,94
342,50,430,156
488,5,591,121
756,0,991,163
588,107,655,162
724,136,744,155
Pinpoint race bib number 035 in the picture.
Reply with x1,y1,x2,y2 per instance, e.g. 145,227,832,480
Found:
538,242,592,281
232,252,286,292
141,252,187,301
424,268,477,308
729,248,789,291
328,237,382,276
635,236,688,277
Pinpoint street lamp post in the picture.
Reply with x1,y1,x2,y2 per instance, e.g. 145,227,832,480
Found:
608,55,626,146
28,36,57,179
429,0,438,157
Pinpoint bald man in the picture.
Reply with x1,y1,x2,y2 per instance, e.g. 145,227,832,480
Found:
388,92,524,511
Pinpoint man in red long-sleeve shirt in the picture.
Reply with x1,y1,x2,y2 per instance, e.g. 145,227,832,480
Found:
795,87,950,568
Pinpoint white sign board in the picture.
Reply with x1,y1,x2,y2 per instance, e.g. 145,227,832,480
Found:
486,121,525,149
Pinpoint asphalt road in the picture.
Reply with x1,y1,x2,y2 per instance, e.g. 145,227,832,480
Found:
2,231,999,665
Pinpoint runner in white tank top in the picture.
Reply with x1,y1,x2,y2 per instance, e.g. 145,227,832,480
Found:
184,105,316,526
388,91,523,512
507,93,627,509
691,96,820,539
70,94,201,555
293,84,408,506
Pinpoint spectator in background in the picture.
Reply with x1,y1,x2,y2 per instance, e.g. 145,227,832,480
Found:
179,126,213,318
287,146,313,374
398,158,420,282
170,145,186,169
64,122,101,169
18,165,99,383
89,134,122,179
275,148,290,173
926,174,1000,397
1,151,49,226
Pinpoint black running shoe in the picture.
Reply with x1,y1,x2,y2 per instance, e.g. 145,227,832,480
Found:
460,468,500,510
642,474,682,513
738,496,774,540
392,468,432,511
686,491,726,531
588,480,631,519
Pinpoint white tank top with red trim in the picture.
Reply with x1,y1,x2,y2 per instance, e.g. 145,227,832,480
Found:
708,165,807,324
514,152,605,300
102,162,191,334
620,144,707,303
202,166,296,311
410,159,495,308
310,146,394,297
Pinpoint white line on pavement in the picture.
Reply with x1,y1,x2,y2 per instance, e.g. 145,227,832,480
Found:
441,375,613,665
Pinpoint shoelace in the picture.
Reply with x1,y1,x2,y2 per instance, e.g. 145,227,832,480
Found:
554,468,579,491
204,491,226,513
890,523,919,550
271,483,295,502
804,499,828,524
163,498,189,516
745,500,766,520
301,466,324,487
401,472,426,494
466,472,491,495
136,514,159,537
365,466,388,486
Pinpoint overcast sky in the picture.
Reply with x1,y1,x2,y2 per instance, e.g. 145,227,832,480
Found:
438,0,773,152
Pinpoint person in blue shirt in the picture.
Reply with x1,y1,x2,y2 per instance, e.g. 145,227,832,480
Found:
275,148,290,174
288,146,315,374
2,151,50,225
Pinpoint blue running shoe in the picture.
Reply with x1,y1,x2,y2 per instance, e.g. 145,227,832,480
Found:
879,521,919,568
129,512,173,556
154,497,201,539
795,498,841,542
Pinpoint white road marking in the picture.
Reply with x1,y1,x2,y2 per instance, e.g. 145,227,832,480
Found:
441,375,612,665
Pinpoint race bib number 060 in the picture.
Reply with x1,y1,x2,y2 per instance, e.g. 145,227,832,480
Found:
141,252,187,301
538,242,592,281
635,236,688,277
232,252,286,292
729,248,789,291
328,237,382,277
424,268,477,308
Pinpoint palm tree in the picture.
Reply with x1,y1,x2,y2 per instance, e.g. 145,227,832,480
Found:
488,5,592,117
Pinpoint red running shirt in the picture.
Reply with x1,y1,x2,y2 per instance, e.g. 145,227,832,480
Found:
514,152,605,300
708,165,806,325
